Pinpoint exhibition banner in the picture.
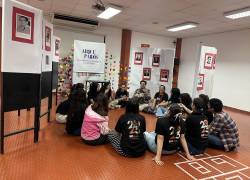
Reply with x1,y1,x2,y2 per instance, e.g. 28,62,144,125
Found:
52,36,61,62
193,45,217,97
42,20,53,72
73,40,105,73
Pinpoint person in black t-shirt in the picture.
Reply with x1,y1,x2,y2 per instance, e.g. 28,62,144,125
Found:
108,100,146,157
199,94,214,124
143,85,168,114
180,93,192,120
109,84,129,109
144,104,195,165
185,98,209,155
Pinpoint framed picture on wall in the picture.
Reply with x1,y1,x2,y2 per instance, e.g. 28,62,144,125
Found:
160,69,169,82
204,53,216,69
45,55,50,65
142,68,151,80
134,52,143,65
55,39,60,56
152,54,160,67
12,7,34,44
45,26,52,51
197,73,205,91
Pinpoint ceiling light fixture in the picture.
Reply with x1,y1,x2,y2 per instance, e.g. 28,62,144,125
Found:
224,7,250,19
167,22,198,32
97,4,122,20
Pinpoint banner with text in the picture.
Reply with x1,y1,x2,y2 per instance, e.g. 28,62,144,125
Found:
73,40,105,73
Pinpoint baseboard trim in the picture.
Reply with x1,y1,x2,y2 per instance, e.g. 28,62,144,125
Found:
224,106,250,116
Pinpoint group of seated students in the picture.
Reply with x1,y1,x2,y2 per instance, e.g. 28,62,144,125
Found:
56,80,240,166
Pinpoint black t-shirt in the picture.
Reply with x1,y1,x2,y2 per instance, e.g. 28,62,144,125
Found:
115,113,146,157
155,117,185,151
56,100,70,114
185,112,209,150
154,92,168,105
115,89,129,99
205,111,214,124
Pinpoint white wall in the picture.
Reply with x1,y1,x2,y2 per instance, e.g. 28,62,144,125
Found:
179,29,250,112
131,31,175,49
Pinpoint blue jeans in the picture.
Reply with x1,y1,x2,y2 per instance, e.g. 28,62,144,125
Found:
155,107,167,117
187,142,205,155
208,134,224,150
144,132,176,155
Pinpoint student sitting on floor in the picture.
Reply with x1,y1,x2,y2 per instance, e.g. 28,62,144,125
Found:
144,104,195,166
208,98,240,152
99,82,114,101
81,93,110,145
109,84,129,109
143,85,168,114
185,98,209,155
56,83,84,123
179,93,192,120
108,100,146,157
87,82,100,105
66,87,87,136
155,88,181,117
133,80,151,111
199,94,214,124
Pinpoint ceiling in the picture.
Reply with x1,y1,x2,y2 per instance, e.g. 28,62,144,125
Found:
6,0,250,37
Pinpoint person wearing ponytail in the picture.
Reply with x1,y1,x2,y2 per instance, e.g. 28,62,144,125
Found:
185,98,209,155
144,104,195,166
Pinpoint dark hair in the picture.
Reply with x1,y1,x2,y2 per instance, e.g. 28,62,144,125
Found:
159,85,165,90
193,98,205,114
87,82,99,103
140,80,147,85
126,99,139,114
168,103,182,126
75,83,84,90
92,93,109,116
209,98,223,113
169,88,181,103
100,82,111,98
199,94,209,110
67,88,87,123
180,93,192,110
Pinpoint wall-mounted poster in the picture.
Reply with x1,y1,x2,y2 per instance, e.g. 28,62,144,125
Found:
204,53,216,69
197,73,205,91
152,54,160,67
12,7,34,44
134,52,143,65
142,68,151,80
45,26,51,51
160,69,169,82
46,55,49,65
55,39,60,56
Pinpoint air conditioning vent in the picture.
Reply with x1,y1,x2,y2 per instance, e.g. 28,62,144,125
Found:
51,13,99,31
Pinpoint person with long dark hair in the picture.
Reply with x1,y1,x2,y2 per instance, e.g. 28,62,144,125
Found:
155,88,181,117
144,104,195,166
99,82,114,101
87,82,99,105
180,93,192,119
81,93,110,145
185,98,209,155
66,87,87,136
199,94,214,124
108,100,146,157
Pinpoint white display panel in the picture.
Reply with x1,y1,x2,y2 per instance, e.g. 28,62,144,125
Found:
42,20,53,72
1,0,43,74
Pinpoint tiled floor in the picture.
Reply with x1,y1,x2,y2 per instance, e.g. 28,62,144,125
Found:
0,98,250,180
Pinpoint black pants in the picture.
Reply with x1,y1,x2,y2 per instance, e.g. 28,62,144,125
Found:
82,135,109,146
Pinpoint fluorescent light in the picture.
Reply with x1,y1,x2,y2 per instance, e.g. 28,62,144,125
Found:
167,22,198,32
224,7,250,19
97,5,122,20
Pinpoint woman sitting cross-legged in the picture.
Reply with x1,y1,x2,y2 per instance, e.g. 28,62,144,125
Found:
81,93,110,145
108,100,147,157
144,104,195,166
185,98,209,155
